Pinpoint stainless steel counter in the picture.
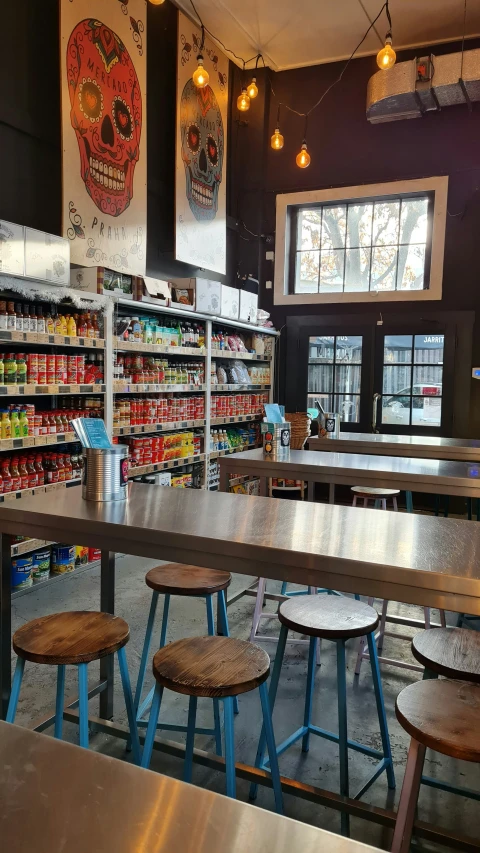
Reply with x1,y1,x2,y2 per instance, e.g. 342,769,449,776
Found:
219,448,480,499
0,721,380,853
308,433,480,462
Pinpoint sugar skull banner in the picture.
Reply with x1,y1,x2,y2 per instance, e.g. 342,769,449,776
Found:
61,0,146,276
175,12,228,275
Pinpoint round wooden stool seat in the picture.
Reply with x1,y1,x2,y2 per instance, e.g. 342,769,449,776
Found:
351,486,400,499
145,563,231,596
152,636,270,697
13,611,129,665
278,596,379,640
396,679,480,762
412,627,480,683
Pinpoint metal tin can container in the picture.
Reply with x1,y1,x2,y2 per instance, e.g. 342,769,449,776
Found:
51,544,75,575
32,547,51,581
82,445,129,502
12,556,33,589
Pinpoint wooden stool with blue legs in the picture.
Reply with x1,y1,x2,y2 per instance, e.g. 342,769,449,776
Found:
133,564,236,752
409,626,480,804
391,678,480,852
141,635,284,814
250,596,395,836
6,611,141,764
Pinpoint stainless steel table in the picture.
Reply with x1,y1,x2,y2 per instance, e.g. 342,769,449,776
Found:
308,433,480,463
0,721,382,853
0,485,479,850
219,447,480,501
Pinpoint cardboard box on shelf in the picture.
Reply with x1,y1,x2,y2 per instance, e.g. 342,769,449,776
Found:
25,227,70,285
220,284,240,321
239,289,258,324
168,277,196,311
195,278,221,314
70,266,136,298
134,276,171,306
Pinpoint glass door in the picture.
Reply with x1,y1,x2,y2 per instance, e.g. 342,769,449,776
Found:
292,323,374,432
374,328,447,434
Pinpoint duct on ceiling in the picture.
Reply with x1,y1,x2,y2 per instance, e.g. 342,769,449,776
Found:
366,47,480,123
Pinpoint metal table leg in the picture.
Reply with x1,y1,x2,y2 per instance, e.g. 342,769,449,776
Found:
0,534,12,721
100,550,115,720
329,483,335,504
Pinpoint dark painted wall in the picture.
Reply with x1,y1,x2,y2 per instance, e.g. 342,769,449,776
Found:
230,42,480,433
0,0,232,282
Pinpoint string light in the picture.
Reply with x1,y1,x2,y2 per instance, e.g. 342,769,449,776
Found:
376,1,396,70
237,87,250,111
247,77,259,99
148,0,165,4
192,55,209,88
296,116,311,168
271,107,284,150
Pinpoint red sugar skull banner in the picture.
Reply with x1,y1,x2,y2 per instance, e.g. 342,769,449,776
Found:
61,0,147,276
175,11,228,275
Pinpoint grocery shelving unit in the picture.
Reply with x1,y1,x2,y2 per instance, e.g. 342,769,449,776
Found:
0,275,277,596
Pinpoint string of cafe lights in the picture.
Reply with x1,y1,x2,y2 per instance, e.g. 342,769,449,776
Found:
148,0,397,168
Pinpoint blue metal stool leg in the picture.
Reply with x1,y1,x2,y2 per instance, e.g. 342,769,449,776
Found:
133,590,159,719
249,623,288,801
223,696,236,798
117,647,141,766
206,594,225,753
78,663,89,749
406,491,413,513
280,581,288,595
366,632,395,790
336,640,350,837
159,593,171,649
6,657,25,723
141,683,164,768
184,695,198,783
217,591,239,716
54,665,66,739
259,681,284,815
302,636,317,753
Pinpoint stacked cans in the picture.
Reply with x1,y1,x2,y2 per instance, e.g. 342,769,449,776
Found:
210,392,269,419
26,353,85,385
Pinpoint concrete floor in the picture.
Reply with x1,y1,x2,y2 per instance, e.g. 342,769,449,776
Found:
11,555,479,851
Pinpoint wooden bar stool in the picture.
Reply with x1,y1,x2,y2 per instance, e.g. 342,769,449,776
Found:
250,596,395,836
6,611,141,764
140,635,284,814
351,486,400,511
391,679,480,853
250,578,329,662
133,564,236,750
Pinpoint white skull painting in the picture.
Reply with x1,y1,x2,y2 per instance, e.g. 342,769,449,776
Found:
180,80,224,222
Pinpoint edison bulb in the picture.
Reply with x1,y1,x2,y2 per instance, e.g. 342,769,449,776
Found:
148,0,165,4
376,36,396,70
271,127,284,150
193,57,209,88
296,143,311,168
247,77,258,99
237,88,250,111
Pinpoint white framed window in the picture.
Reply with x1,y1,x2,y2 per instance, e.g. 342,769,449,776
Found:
274,177,448,305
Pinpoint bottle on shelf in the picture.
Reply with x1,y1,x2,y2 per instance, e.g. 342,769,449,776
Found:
1,410,11,439
77,313,87,338
18,456,29,491
46,306,55,334
15,304,23,332
67,313,77,337
37,306,45,335
0,301,7,331
7,302,16,331
23,305,30,333
30,305,37,334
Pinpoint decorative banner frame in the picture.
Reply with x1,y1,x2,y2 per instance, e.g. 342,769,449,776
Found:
61,0,147,275
175,11,228,275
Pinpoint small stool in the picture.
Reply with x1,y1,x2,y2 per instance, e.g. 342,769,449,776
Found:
6,611,141,764
412,626,480,683
391,679,480,852
141,635,284,814
250,596,395,836
133,564,236,749
351,486,400,510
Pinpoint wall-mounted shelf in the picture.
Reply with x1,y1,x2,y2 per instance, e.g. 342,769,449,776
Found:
113,383,206,394
210,414,262,425
0,432,76,451
0,384,105,396
113,419,206,437
211,350,271,362
213,384,271,392
0,477,81,503
0,331,105,348
128,453,206,478
115,341,206,357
